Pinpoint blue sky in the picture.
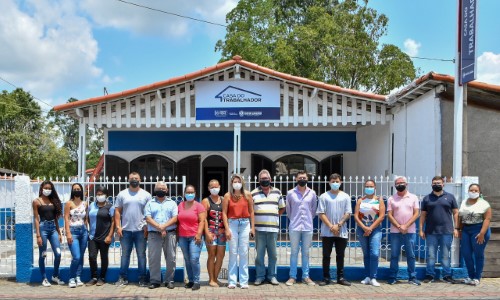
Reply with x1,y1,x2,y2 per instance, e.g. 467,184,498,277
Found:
1,0,499,112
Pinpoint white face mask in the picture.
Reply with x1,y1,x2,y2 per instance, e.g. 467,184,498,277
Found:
468,192,480,199
42,189,52,197
96,195,107,203
209,188,220,196
232,182,242,191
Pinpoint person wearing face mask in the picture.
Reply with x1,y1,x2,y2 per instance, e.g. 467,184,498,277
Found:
251,169,285,286
177,185,207,291
419,175,459,284
144,181,178,289
222,174,255,289
354,179,385,287
458,183,492,286
201,179,226,287
285,171,318,287
32,180,64,287
114,172,152,287
317,173,352,287
86,186,115,287
386,176,421,286
64,183,89,288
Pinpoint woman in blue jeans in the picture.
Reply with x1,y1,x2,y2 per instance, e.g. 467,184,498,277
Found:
32,180,64,287
458,183,492,286
64,183,89,288
177,185,207,291
354,179,385,287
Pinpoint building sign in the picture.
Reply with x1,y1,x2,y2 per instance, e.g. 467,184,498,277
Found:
460,0,477,85
195,81,280,122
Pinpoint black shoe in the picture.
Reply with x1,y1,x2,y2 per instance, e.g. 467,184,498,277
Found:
185,282,194,288
139,281,148,287
423,275,434,283
318,279,331,286
166,281,175,289
192,283,201,290
149,283,160,289
442,276,457,284
337,278,351,286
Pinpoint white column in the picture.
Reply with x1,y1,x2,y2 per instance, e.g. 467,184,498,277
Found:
78,117,87,182
233,123,241,174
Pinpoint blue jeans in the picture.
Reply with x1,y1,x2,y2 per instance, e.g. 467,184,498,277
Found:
38,220,61,279
228,218,250,286
120,230,147,281
255,231,278,281
389,233,417,280
356,225,382,279
68,225,88,279
426,234,453,278
461,223,490,280
178,236,203,283
289,230,313,280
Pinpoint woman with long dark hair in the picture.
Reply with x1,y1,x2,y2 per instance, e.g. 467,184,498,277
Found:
32,180,64,287
64,183,89,288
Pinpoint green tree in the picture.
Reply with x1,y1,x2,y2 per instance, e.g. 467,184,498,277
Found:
0,89,71,177
215,0,416,94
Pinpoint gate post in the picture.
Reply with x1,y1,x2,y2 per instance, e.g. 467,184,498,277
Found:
15,175,33,282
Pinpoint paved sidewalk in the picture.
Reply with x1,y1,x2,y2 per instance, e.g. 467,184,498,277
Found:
1,277,500,300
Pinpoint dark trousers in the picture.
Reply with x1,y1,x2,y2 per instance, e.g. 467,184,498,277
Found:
322,236,347,279
88,239,110,280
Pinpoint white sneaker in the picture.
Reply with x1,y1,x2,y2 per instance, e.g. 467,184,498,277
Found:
51,276,65,285
76,277,84,286
462,277,472,284
370,278,380,287
471,279,480,286
68,278,77,288
360,277,371,285
42,279,51,287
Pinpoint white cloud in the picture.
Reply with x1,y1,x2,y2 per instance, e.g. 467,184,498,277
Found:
0,0,102,100
102,75,123,84
80,0,237,39
477,52,500,85
403,38,421,57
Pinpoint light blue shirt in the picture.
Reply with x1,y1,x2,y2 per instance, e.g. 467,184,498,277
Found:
286,186,318,232
114,188,151,231
316,191,352,238
144,197,178,232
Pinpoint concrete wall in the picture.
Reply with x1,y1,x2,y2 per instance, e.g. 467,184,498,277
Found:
393,90,441,178
356,123,391,177
441,101,500,197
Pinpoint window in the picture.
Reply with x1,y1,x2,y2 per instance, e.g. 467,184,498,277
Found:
274,154,318,177
319,154,343,178
105,155,129,180
251,154,273,178
130,155,174,181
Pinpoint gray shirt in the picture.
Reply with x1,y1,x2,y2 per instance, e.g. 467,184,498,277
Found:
316,190,352,238
115,188,152,231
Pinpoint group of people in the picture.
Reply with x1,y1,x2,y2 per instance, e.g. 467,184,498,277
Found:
33,171,491,289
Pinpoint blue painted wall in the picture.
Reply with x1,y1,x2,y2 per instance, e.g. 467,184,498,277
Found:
108,131,357,152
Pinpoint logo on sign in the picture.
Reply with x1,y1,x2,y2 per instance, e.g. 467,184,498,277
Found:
215,86,262,103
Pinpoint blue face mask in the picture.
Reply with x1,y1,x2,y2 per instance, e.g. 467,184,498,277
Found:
364,187,375,195
185,193,196,201
330,182,341,190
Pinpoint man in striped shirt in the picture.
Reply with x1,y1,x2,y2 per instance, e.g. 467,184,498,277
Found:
251,169,285,286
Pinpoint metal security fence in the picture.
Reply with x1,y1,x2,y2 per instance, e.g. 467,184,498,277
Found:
29,176,187,271
0,174,16,277
243,175,456,267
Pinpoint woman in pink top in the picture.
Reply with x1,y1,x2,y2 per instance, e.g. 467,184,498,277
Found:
177,185,207,291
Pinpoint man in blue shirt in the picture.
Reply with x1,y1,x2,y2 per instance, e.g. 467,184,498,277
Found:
419,176,459,284
145,181,178,289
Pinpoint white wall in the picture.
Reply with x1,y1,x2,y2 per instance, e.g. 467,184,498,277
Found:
393,90,441,178
356,123,391,177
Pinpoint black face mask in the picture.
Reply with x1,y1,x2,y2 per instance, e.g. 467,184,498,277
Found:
432,184,443,192
260,180,270,187
155,190,167,198
129,180,140,188
298,179,308,187
72,190,83,198
395,184,406,192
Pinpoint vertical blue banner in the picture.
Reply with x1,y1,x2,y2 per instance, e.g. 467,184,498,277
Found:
460,0,477,85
